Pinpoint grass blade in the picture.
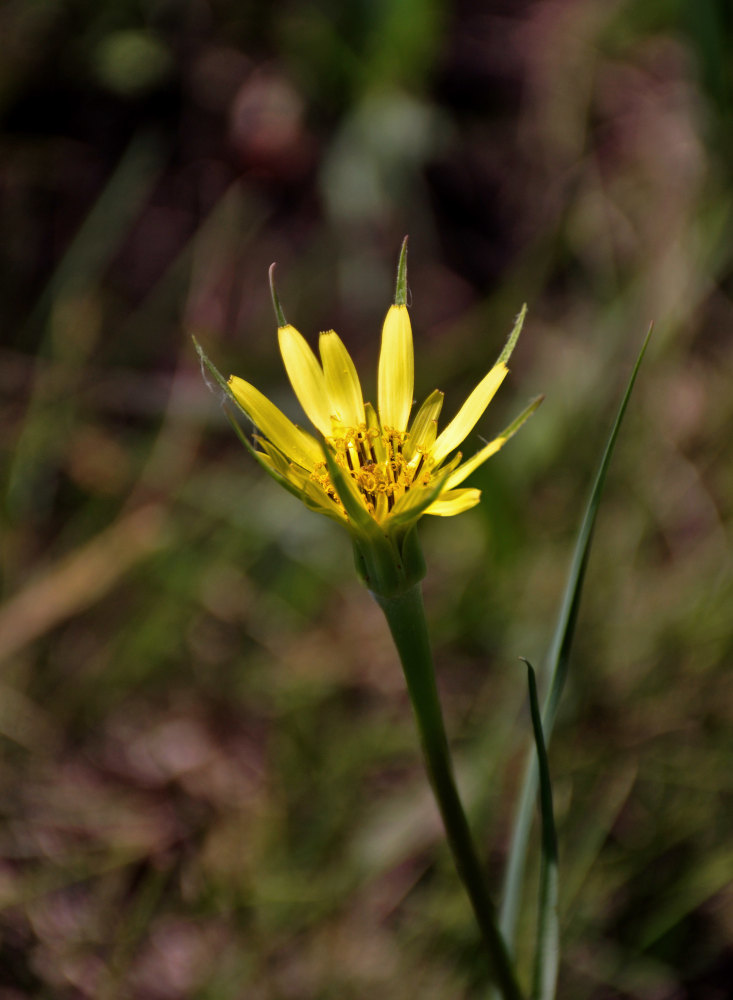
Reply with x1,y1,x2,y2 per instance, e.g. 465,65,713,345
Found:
522,659,559,1000
499,327,653,949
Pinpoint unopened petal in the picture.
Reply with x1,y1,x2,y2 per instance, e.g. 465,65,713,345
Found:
378,304,414,432
425,488,482,517
228,375,322,469
277,325,332,436
405,389,443,459
431,363,508,465
319,331,365,428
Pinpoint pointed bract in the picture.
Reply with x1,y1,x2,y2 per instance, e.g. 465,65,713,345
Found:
394,236,409,306
406,389,443,459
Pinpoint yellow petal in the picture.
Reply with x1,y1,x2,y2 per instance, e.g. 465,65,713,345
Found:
378,304,414,432
228,375,322,469
405,389,443,459
319,331,365,428
425,488,482,517
431,362,508,465
277,324,332,436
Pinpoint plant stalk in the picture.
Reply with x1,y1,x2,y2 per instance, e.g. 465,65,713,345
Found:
374,584,523,1000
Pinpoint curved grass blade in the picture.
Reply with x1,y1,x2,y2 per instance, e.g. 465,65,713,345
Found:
522,659,559,1000
499,327,653,950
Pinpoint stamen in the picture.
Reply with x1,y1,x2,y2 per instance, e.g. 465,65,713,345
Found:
312,425,426,522
356,429,369,467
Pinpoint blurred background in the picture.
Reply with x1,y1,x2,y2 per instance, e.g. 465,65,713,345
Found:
1,0,732,997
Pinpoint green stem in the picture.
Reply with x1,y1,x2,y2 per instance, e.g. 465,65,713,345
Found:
374,585,523,1000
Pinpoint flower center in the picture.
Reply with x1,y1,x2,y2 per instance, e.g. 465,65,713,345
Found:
311,422,433,519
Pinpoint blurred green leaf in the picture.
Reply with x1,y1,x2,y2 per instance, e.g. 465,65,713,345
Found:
523,659,559,1000
499,327,653,950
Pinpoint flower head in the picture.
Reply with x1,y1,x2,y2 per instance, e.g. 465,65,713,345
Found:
196,240,540,595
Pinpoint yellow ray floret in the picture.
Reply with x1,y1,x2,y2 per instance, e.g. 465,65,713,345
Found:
219,242,540,541
277,324,332,436
320,330,366,429
378,304,414,434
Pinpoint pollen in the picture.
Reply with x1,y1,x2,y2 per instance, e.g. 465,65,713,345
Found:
313,422,433,517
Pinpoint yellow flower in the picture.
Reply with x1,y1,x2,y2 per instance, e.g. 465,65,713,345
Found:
195,240,540,594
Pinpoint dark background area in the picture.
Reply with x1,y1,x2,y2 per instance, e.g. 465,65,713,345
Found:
1,1,732,997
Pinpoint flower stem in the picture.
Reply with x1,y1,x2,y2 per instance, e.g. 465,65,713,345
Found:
374,584,523,1000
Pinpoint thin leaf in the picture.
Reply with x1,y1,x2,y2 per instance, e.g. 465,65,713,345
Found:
227,414,304,500
522,659,559,1000
193,335,303,498
193,335,233,397
499,327,653,949
500,394,545,441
